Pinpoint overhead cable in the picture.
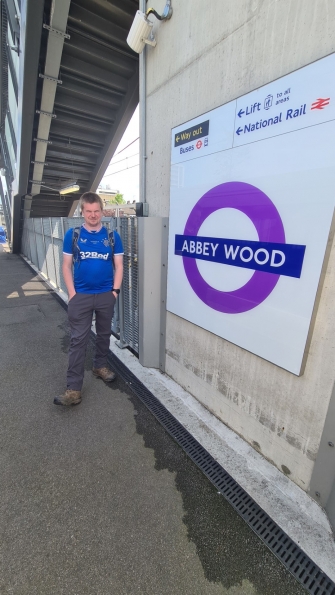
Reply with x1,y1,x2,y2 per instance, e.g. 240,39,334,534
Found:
102,163,139,178
114,137,139,156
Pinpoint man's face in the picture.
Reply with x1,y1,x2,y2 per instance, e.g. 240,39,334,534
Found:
82,202,103,229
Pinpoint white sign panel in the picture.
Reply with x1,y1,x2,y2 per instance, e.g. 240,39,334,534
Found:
167,54,335,375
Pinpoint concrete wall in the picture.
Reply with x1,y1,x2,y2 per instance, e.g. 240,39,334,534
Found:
144,0,335,490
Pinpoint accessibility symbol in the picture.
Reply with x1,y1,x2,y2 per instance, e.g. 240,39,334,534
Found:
181,182,288,314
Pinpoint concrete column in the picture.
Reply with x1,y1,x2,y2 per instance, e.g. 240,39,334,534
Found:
138,217,168,368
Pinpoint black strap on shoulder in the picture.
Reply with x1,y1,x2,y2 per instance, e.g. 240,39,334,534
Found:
72,226,81,262
108,230,115,265
109,230,115,249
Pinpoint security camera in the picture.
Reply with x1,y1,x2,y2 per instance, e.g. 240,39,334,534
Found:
127,11,156,54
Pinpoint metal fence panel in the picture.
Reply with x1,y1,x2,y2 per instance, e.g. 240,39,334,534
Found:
64,217,84,232
26,231,32,262
34,218,42,234
53,238,65,291
21,227,28,258
45,236,56,287
22,221,34,263
30,223,38,267
50,217,63,240
42,218,51,236
119,217,139,352
36,232,47,276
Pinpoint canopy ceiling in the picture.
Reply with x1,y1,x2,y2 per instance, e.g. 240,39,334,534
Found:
27,0,139,218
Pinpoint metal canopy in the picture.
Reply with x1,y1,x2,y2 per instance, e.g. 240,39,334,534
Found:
28,0,139,218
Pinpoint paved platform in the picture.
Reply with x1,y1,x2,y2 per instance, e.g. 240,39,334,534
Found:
0,248,323,595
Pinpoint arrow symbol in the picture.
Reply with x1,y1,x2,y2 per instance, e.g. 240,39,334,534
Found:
236,127,243,136
176,135,180,142
238,109,245,118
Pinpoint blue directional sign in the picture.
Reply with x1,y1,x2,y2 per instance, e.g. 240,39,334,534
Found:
175,235,306,279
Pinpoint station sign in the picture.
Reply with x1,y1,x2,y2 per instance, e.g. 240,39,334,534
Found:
167,53,335,375
174,120,209,148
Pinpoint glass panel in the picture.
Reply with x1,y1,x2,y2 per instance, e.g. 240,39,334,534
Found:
8,71,17,131
5,116,16,172
7,24,19,80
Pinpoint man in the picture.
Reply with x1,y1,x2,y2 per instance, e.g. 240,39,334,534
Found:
54,192,124,406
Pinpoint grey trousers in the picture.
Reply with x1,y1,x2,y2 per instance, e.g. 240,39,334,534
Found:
67,291,116,391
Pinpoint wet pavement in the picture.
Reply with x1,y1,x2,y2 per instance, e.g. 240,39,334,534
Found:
0,249,308,595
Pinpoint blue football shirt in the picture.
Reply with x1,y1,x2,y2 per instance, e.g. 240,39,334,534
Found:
63,225,123,293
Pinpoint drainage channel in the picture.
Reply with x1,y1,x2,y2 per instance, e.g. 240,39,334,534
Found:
107,347,335,595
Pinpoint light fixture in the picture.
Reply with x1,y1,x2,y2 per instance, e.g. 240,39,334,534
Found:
127,1,172,54
29,180,80,195
59,183,80,195
29,140,80,195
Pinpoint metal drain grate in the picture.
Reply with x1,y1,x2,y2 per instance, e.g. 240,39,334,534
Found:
107,349,335,595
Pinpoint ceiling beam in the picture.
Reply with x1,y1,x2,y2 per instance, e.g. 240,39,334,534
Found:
54,96,116,124
61,54,128,93
58,76,122,109
77,0,138,27
31,0,72,197
63,32,135,78
68,3,132,51
49,123,105,146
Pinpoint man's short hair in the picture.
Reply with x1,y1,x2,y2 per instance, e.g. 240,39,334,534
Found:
80,192,103,212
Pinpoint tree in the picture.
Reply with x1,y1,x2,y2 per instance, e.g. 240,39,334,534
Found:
113,193,125,204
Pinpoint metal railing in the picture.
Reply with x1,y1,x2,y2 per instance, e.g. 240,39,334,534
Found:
21,216,139,355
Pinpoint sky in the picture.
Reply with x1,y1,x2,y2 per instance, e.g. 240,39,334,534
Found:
99,105,139,202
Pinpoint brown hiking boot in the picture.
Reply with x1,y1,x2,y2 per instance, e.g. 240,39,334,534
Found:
54,389,81,406
92,366,116,382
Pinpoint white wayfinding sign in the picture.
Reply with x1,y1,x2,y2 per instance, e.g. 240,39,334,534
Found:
167,54,335,375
